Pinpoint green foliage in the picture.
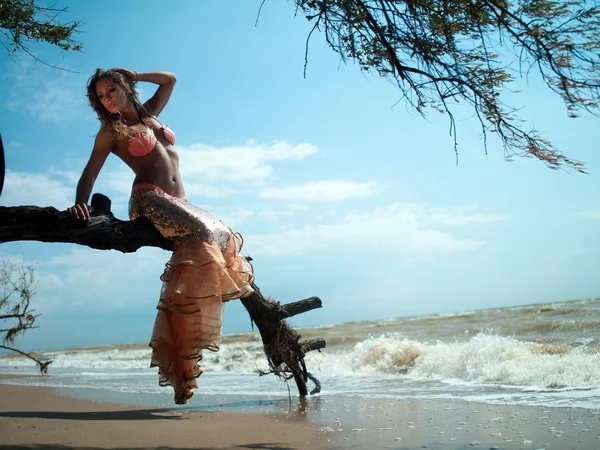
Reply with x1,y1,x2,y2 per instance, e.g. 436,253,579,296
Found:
295,0,600,172
0,0,82,62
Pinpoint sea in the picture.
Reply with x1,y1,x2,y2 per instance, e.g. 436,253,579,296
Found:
1,298,599,411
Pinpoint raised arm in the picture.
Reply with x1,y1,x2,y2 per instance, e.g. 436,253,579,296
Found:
67,127,113,220
116,69,177,117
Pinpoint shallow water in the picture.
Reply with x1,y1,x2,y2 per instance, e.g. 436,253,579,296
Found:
2,298,599,410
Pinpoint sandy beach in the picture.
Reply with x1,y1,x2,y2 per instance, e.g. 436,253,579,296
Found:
0,381,320,450
1,376,599,449
318,395,600,449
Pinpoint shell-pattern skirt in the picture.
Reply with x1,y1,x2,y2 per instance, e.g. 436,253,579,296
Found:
129,185,254,404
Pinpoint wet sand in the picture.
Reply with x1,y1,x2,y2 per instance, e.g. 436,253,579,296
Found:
0,383,319,449
1,378,598,449
316,396,600,449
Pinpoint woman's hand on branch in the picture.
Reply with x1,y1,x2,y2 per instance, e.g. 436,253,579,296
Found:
67,203,94,221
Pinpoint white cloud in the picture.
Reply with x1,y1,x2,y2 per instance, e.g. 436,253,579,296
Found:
0,138,322,217
260,180,384,202
0,251,64,312
27,83,86,124
1,246,168,312
257,209,300,221
6,141,25,149
428,205,509,225
0,252,28,266
40,247,168,309
246,203,485,256
1,166,134,217
178,140,318,185
100,166,136,196
2,170,73,208
431,212,509,225
580,210,600,219
209,207,255,229
47,168,82,185
37,272,65,289
2,138,321,211
2,62,86,124
184,183,238,199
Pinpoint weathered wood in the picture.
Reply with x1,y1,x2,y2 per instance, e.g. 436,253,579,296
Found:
0,195,326,396
300,338,326,353
241,285,323,396
0,205,172,252
235,295,322,322
277,297,322,320
91,193,112,213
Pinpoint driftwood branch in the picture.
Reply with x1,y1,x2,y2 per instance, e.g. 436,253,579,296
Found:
301,338,326,353
278,297,322,320
241,285,324,396
0,194,326,395
0,194,172,253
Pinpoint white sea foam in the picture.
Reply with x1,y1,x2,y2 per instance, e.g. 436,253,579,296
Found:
3,333,598,389
0,342,269,373
2,299,598,409
409,334,600,388
313,333,600,390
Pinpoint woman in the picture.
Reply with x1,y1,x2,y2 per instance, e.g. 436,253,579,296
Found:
68,68,254,404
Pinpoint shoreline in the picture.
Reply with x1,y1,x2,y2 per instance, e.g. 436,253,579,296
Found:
2,376,599,449
0,382,320,450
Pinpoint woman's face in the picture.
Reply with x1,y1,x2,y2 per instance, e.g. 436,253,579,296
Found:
95,77,129,114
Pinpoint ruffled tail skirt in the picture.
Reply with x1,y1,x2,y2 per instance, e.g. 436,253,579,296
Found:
129,185,254,404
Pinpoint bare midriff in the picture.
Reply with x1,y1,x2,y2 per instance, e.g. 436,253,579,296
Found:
113,138,186,199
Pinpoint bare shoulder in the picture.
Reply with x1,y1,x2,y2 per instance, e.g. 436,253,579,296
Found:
93,126,115,152
96,125,113,139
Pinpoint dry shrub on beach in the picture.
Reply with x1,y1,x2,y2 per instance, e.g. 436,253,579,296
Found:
0,257,52,373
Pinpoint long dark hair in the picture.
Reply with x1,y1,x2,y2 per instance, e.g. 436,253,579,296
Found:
86,68,151,140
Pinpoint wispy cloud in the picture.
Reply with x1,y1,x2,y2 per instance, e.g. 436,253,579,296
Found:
0,245,167,312
6,141,25,149
246,203,485,256
431,212,509,225
47,168,81,185
1,167,130,213
580,210,600,219
428,205,509,225
0,250,64,312
209,206,255,229
26,83,87,123
259,180,384,202
257,208,303,221
100,166,136,196
183,184,238,199
1,61,87,124
39,247,167,309
178,140,318,186
0,139,322,216
2,170,73,208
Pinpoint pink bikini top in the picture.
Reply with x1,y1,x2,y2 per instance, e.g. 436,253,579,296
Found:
129,124,176,157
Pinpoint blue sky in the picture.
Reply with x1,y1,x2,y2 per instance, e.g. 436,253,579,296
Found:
1,1,598,351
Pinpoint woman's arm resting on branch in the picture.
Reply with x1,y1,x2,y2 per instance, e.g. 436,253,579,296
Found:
67,127,112,221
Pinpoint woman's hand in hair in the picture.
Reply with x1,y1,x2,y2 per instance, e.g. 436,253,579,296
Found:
113,68,139,82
